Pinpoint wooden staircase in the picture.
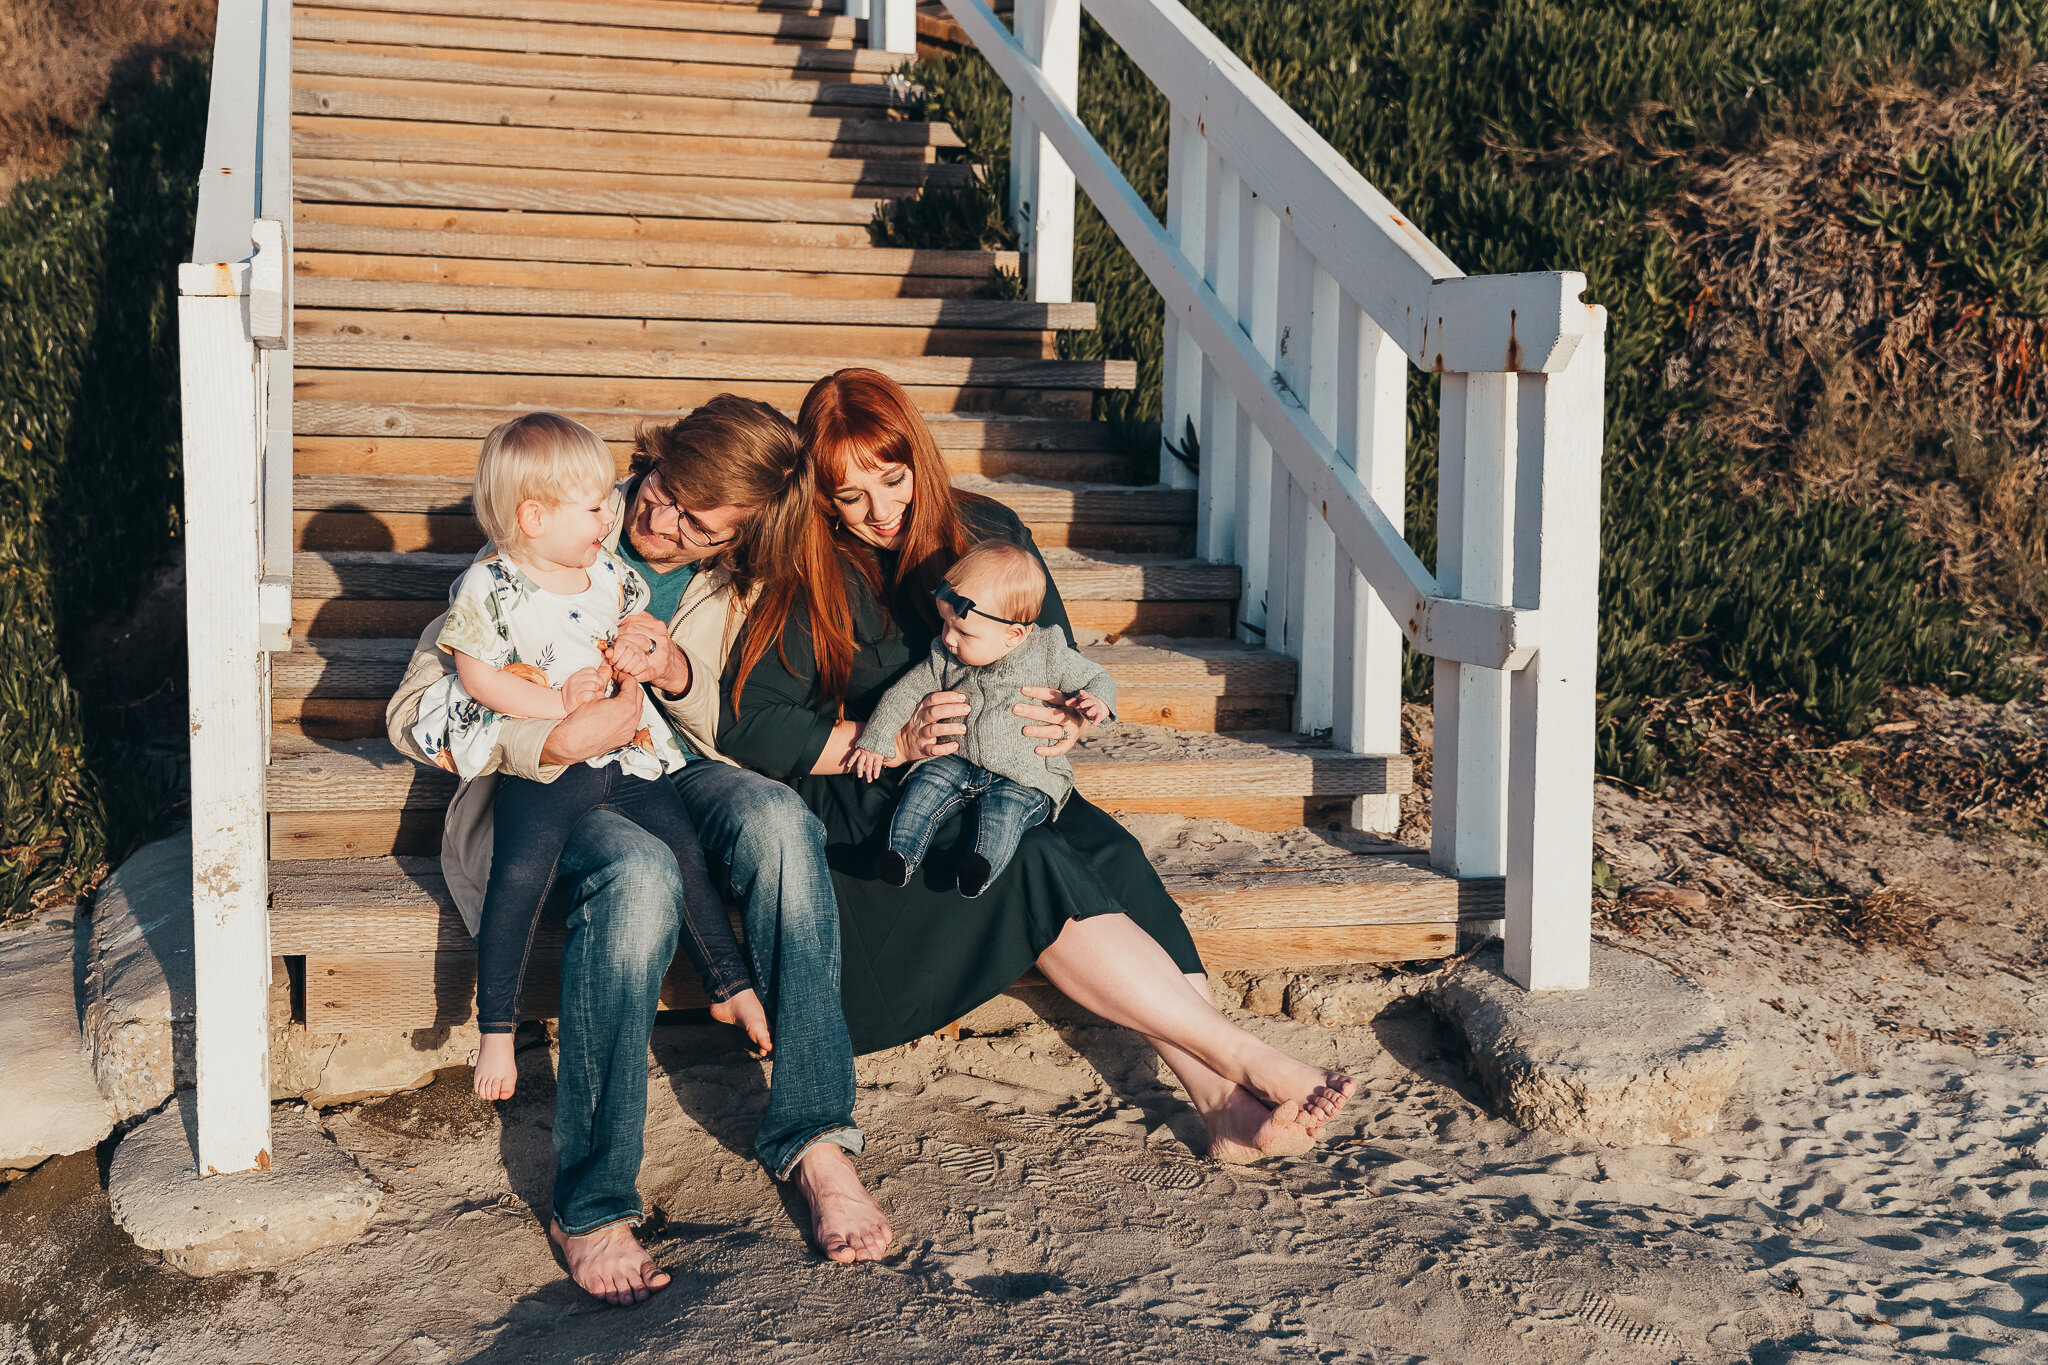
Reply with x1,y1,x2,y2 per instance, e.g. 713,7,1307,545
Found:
271,0,1496,1031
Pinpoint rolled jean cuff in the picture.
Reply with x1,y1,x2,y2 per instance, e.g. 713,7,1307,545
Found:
555,1207,643,1239
770,1123,865,1182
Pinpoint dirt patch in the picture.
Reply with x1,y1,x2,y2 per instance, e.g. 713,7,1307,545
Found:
0,0,215,194
352,1066,500,1143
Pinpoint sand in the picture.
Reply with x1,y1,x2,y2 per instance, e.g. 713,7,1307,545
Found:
4,698,2045,1363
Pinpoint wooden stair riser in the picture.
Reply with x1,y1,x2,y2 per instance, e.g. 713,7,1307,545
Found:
297,371,1099,419
303,0,861,44
294,218,1013,279
296,166,900,220
293,83,962,152
297,254,994,301
294,17,895,73
293,47,901,110
294,282,1084,330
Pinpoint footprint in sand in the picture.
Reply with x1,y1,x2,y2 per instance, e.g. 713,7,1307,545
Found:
1126,1157,1207,1192
930,1140,999,1184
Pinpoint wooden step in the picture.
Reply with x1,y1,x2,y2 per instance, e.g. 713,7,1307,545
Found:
289,548,1232,639
293,218,1008,280
294,47,901,111
292,125,973,189
295,16,894,73
272,637,1293,737
294,280,1086,330
271,851,1495,1029
295,166,896,220
295,369,1102,422
304,0,860,43
264,725,1406,857
295,403,1115,449
292,81,963,150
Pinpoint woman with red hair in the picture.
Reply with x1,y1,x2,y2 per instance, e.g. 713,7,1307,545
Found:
721,370,1355,1162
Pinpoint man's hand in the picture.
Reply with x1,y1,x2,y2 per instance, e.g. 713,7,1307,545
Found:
539,689,642,765
1015,686,1087,758
608,612,689,695
897,690,969,762
561,665,612,713
1070,689,1111,725
850,749,885,782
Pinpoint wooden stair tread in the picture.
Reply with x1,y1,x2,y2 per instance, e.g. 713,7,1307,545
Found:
304,0,861,42
291,548,1235,602
294,168,896,221
292,279,1086,329
295,16,894,72
296,404,1115,449
293,84,963,146
293,47,901,109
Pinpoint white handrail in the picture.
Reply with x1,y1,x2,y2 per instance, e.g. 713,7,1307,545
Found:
179,0,293,1176
944,0,1605,990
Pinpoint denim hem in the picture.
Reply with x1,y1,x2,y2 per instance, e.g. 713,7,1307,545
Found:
768,1124,865,1182
554,1208,645,1239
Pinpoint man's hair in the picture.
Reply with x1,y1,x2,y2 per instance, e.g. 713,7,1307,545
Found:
945,541,1046,625
632,395,809,590
472,412,616,550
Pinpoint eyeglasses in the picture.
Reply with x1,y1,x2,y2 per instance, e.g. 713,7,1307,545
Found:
640,475,736,549
933,581,1027,626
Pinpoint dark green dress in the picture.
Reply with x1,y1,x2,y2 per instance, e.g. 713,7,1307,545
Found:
718,500,1205,1054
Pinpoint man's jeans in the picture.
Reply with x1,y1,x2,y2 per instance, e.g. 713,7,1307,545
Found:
546,763,859,1237
887,754,1054,896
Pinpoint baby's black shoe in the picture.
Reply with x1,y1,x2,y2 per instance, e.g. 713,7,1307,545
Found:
875,848,913,887
957,852,994,899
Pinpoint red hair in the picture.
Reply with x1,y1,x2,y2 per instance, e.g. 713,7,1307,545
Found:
730,368,994,712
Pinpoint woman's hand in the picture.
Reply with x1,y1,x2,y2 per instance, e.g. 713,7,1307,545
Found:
1015,686,1089,757
897,690,969,762
608,613,689,694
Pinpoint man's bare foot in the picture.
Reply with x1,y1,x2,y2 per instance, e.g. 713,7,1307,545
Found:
473,1033,518,1101
792,1143,892,1263
549,1220,670,1307
1199,1086,1316,1163
709,987,774,1055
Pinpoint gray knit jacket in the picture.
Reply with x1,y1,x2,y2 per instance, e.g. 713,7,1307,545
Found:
855,626,1116,811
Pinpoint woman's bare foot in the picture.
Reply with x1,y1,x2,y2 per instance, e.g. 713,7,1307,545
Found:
548,1220,670,1306
473,1033,518,1101
1236,1047,1358,1131
710,987,773,1055
793,1143,892,1263
1198,1086,1316,1163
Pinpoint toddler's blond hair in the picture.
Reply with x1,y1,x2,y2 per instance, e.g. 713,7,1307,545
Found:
472,412,617,550
946,540,1046,624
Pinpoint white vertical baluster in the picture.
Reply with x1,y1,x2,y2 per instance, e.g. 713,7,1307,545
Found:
1431,372,1516,883
867,0,915,53
1010,0,1077,303
1160,110,1207,493
1196,151,1241,564
1291,259,1342,738
179,266,272,1176
1236,190,1279,644
1506,311,1606,989
1265,227,1312,679
1334,306,1408,833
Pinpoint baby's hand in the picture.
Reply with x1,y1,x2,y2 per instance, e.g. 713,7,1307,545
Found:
850,749,884,782
562,665,611,712
1071,689,1111,725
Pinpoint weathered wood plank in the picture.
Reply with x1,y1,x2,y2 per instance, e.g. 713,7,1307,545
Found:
292,80,960,147
294,15,894,71
302,0,858,42
293,168,894,220
292,46,901,107
292,338,1135,390
292,280,1086,330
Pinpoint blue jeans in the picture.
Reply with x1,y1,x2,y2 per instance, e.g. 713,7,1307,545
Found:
888,755,1054,897
546,765,859,1235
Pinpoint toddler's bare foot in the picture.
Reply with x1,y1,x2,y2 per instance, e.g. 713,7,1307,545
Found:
710,988,773,1055
473,1033,518,1101
1199,1087,1315,1164
794,1143,892,1262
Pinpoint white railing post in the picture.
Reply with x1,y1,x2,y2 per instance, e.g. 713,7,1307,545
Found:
1008,0,1077,302
1159,111,1206,492
1195,149,1241,564
1234,190,1278,643
867,0,916,53
180,261,273,1176
1334,313,1407,833
1505,312,1606,989
1431,372,1515,888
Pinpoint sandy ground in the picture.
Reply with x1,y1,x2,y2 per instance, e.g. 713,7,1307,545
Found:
3,693,2044,1363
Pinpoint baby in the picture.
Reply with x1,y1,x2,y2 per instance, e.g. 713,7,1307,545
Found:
411,412,766,1100
853,541,1115,896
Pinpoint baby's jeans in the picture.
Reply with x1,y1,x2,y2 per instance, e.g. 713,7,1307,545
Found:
887,755,1054,897
478,762,750,1033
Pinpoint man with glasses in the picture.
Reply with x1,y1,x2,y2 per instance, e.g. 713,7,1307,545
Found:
386,397,889,1305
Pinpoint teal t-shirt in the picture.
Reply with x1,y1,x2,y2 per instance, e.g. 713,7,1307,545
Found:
614,500,702,760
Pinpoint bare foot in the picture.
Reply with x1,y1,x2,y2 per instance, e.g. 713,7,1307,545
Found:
473,1033,517,1101
549,1220,670,1307
1238,1047,1358,1131
710,987,773,1055
1199,1087,1316,1164
792,1143,892,1263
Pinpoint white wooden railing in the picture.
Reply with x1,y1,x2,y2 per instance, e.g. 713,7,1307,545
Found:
178,0,293,1175
940,0,1606,992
